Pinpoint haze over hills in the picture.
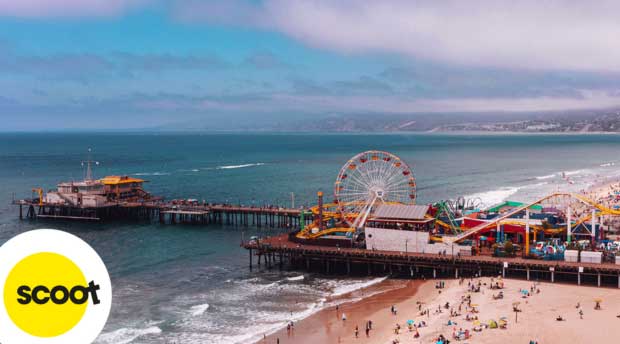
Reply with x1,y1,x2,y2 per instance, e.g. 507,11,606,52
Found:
161,108,620,133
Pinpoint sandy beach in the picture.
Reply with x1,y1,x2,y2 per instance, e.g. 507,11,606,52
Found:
259,277,620,344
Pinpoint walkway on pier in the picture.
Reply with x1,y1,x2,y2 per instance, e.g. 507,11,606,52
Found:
244,234,620,288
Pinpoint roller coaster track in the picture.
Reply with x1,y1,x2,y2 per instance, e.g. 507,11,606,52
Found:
451,192,620,243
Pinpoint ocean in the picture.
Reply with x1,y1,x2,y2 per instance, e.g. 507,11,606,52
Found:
1,132,620,343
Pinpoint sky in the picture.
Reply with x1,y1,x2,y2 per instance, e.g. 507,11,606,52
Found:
2,0,620,130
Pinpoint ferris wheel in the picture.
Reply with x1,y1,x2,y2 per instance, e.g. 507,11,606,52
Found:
334,150,416,228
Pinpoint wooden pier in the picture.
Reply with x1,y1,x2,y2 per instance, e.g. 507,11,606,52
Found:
14,199,314,229
244,233,620,289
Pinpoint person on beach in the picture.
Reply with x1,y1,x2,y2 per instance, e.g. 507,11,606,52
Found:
365,326,370,337
355,325,359,338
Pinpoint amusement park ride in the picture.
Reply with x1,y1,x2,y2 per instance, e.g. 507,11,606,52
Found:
296,150,620,258
297,150,418,240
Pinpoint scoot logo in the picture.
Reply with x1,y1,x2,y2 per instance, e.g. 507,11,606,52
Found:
0,229,112,344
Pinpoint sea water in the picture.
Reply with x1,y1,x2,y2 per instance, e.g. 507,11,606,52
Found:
1,132,620,343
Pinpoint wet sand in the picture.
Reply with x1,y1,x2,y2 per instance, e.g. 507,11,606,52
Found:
258,279,430,344
257,278,620,344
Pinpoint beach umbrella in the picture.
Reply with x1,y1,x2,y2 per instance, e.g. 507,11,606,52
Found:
521,290,528,295
470,304,479,307
407,319,414,325
594,298,603,302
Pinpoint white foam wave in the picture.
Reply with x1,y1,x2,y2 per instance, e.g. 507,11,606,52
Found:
190,303,210,316
564,169,582,176
465,186,521,208
286,275,305,281
600,162,616,167
216,163,265,170
132,172,170,176
535,173,556,180
330,276,388,297
96,325,162,344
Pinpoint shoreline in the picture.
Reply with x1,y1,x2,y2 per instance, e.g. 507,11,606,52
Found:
256,279,430,344
257,277,620,344
247,277,410,344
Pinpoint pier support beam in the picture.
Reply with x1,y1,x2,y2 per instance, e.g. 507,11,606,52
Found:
502,267,506,278
455,268,459,279
527,268,530,281
347,260,351,275
618,275,620,289
598,273,601,287
578,272,581,285
551,271,554,283
249,249,253,270
433,268,436,279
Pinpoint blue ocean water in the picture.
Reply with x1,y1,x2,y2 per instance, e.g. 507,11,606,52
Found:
1,132,620,343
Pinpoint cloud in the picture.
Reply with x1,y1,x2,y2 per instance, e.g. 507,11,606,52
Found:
289,78,330,95
331,76,392,94
242,51,288,69
112,52,229,72
57,88,620,115
0,48,228,82
0,0,150,17
173,0,620,72
268,90,620,114
377,64,620,99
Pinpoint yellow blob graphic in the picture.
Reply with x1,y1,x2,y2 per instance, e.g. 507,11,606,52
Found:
4,252,88,338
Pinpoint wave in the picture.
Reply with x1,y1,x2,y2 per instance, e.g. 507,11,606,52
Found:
216,163,265,170
96,325,162,344
535,173,556,180
330,276,388,297
132,172,170,176
190,303,210,316
465,186,521,208
600,162,616,167
286,275,305,281
564,169,582,176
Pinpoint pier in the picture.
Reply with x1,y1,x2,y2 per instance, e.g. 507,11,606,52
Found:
243,233,620,289
13,199,313,229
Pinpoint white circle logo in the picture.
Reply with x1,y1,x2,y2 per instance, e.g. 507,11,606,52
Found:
0,229,112,344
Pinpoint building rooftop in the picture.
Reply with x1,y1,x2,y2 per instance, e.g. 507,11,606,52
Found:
99,176,146,185
372,204,430,220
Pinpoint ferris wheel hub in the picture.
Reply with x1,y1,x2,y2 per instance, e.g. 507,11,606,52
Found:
371,186,384,199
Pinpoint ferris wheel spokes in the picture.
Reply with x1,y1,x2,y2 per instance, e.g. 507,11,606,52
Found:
334,150,416,227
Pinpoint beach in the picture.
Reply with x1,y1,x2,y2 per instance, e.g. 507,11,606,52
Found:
261,277,620,344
